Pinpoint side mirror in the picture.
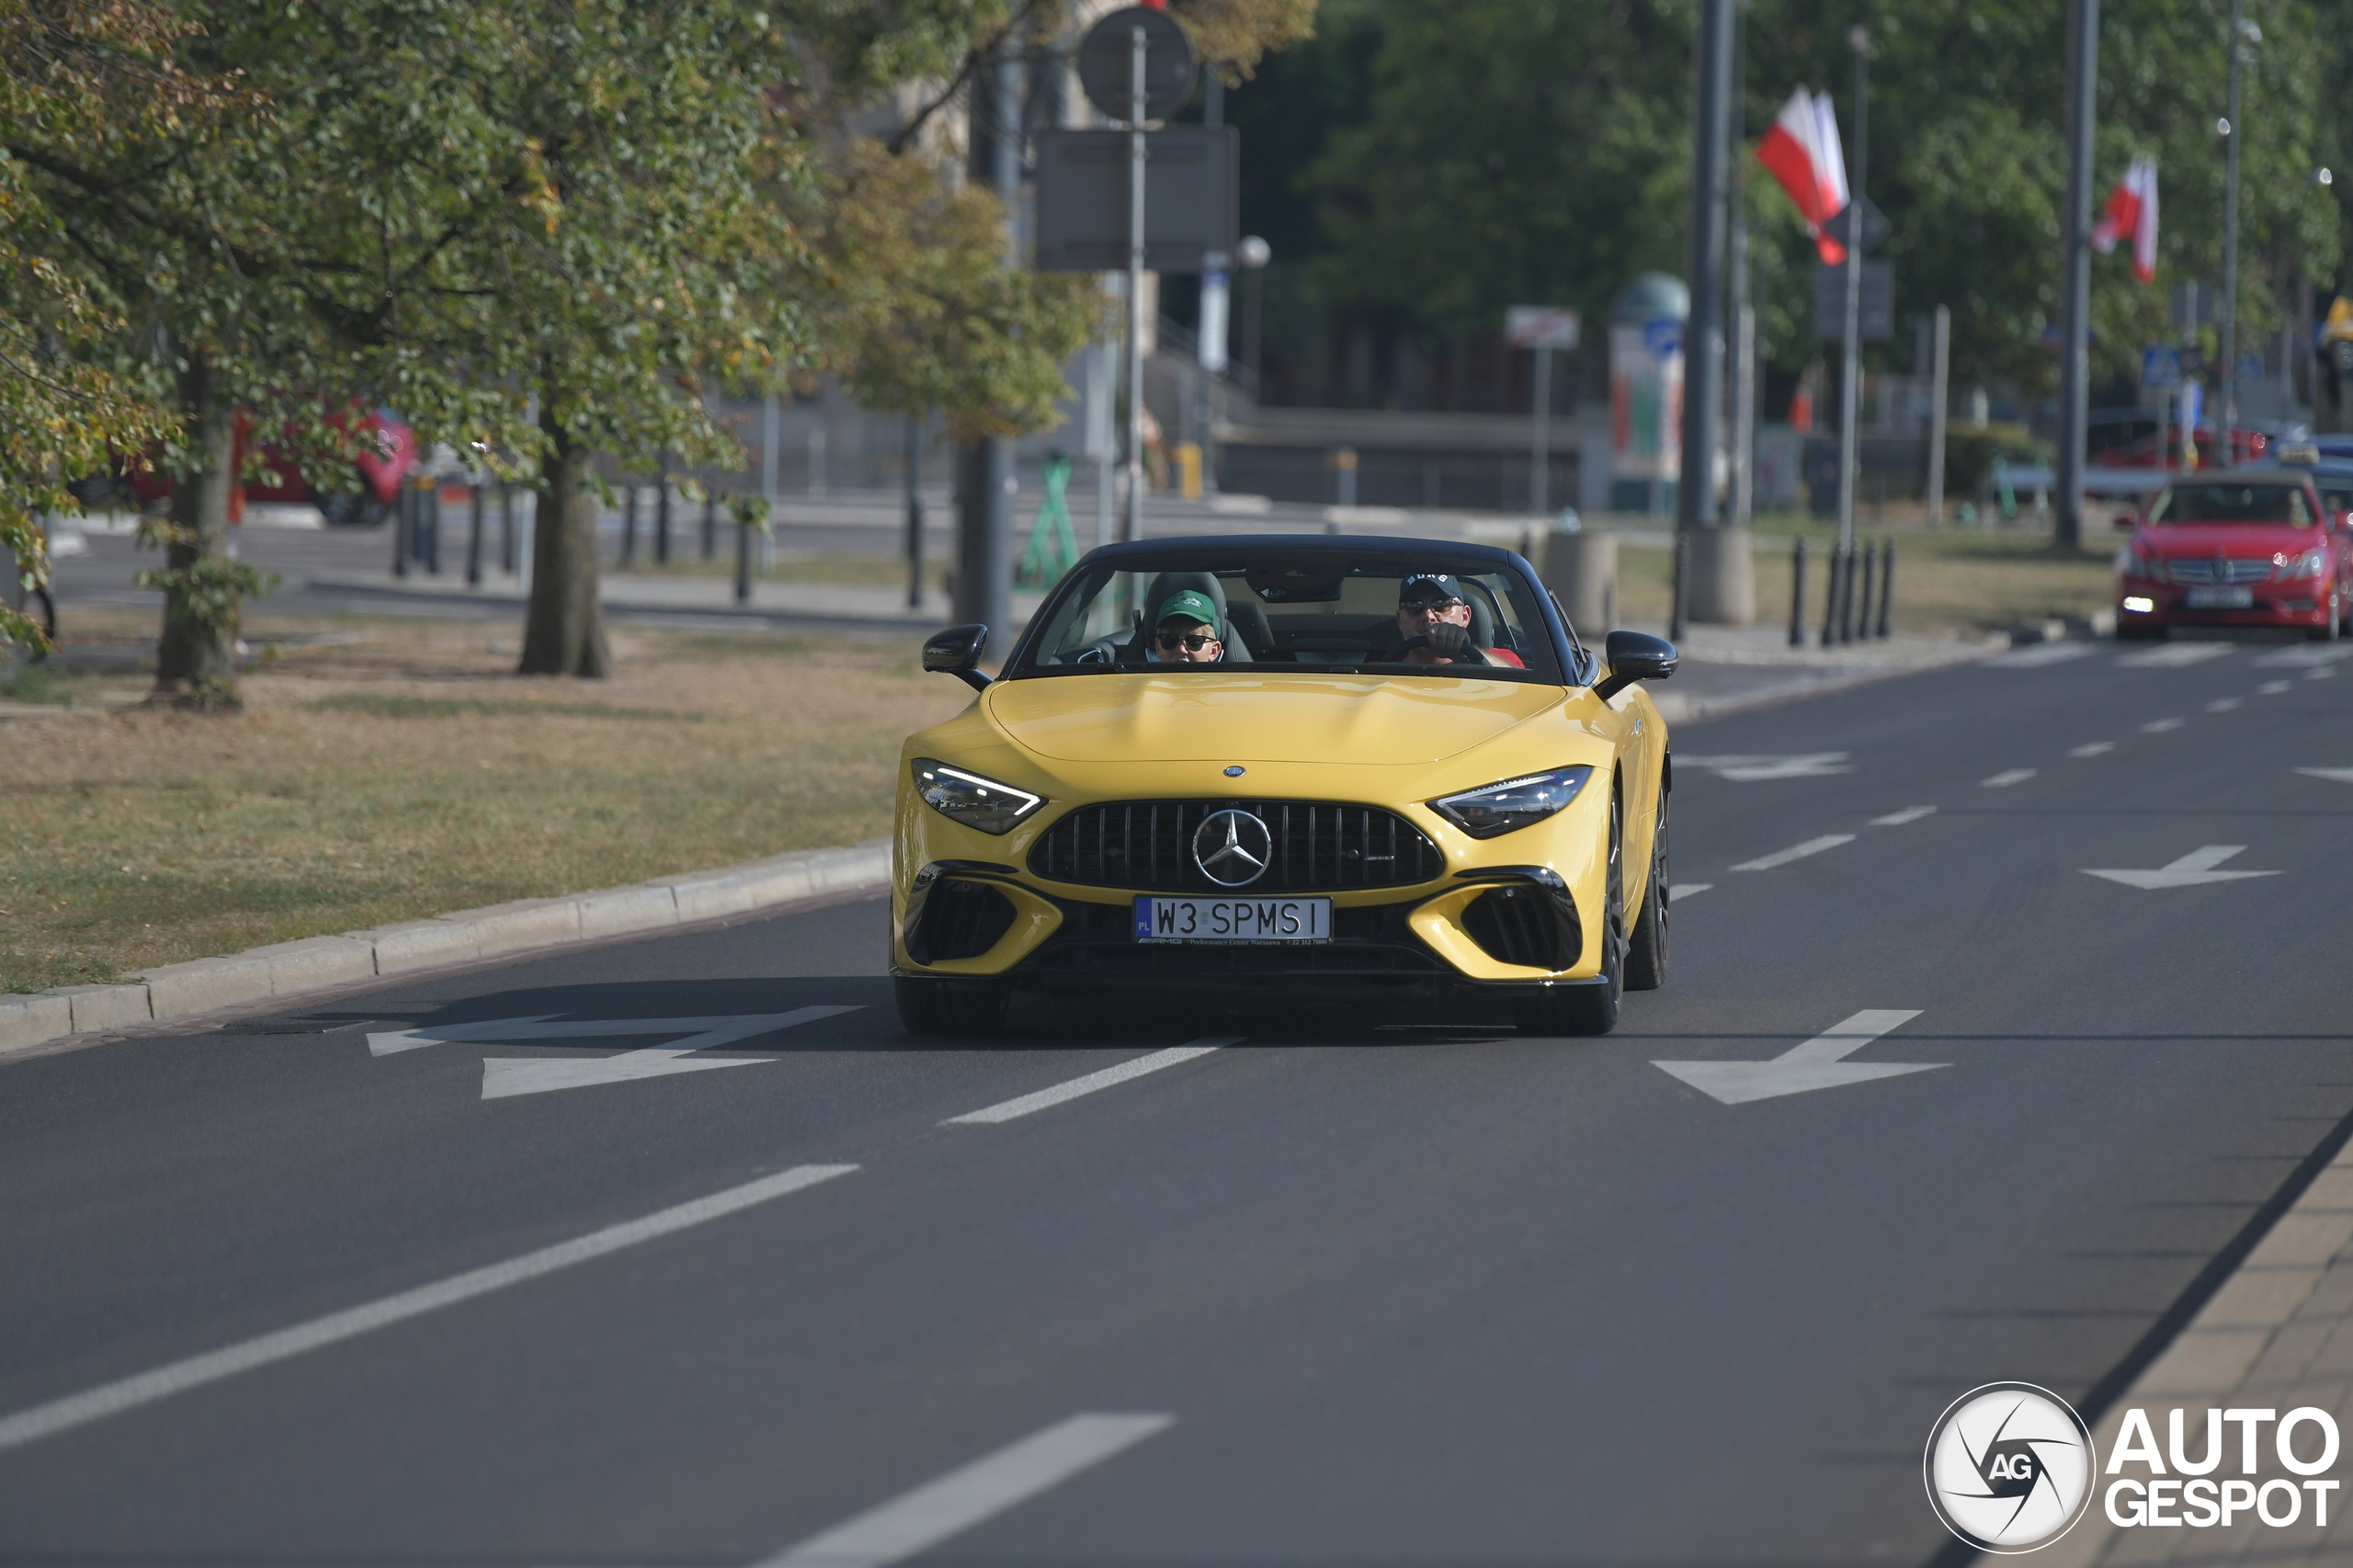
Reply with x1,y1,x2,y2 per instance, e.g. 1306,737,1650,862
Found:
923,623,992,692
1593,630,1677,701
2114,512,2138,531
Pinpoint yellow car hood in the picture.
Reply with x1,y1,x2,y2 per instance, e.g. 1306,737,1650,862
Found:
983,673,1566,765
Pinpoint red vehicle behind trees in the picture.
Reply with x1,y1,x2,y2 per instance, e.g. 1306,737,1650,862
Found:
123,406,416,525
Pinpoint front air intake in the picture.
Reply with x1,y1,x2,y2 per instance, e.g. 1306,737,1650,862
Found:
909,880,1017,963
1461,883,1580,971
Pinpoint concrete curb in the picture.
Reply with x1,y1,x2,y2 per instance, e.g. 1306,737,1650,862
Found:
0,838,892,1060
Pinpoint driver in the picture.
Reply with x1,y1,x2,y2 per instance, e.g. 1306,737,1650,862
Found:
1147,589,1226,664
1395,574,1524,667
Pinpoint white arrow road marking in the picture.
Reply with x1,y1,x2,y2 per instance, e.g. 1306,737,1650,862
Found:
2299,767,2353,785
750,1413,1174,1568
1654,1008,1938,1106
2141,717,2185,733
2205,697,2243,712
368,1016,564,1057
2258,680,2297,695
943,1039,1239,1125
2068,742,2115,757
1980,768,2037,788
1870,806,1937,826
473,1006,864,1100
2082,846,2283,890
1667,882,1712,900
1677,753,1854,781
1730,834,1854,871
0,1164,857,1455
2120,642,2235,667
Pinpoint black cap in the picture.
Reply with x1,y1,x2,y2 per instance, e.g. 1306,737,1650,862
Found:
1399,572,1464,602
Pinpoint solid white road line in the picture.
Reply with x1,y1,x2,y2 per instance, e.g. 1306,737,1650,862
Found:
0,1165,858,1455
2258,680,2296,695
2141,717,2185,733
1730,835,1854,872
750,1413,1173,1568
942,1040,1239,1126
1979,768,2037,788
2205,697,2243,712
1667,882,1713,900
2067,742,2116,757
1870,806,1937,826
1676,753,1854,781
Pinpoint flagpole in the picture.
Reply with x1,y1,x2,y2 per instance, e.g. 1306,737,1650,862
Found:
1835,27,1867,643
2055,0,2099,548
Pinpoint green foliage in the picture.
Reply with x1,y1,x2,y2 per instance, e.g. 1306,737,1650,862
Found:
1940,422,2052,495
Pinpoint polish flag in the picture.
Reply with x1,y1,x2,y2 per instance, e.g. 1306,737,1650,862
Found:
2090,157,2158,284
1756,88,1850,266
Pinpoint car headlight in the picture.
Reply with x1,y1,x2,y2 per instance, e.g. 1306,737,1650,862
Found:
912,758,1044,835
1428,765,1595,839
2277,547,2330,581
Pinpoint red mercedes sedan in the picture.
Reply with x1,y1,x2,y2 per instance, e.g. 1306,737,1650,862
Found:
2115,472,2353,641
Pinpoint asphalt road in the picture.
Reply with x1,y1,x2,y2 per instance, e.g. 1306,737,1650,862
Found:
4,633,2351,1566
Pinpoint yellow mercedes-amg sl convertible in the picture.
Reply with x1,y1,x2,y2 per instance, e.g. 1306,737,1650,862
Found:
892,535,1677,1037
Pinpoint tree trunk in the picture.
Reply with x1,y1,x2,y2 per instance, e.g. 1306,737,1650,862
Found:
153,356,240,704
518,405,610,677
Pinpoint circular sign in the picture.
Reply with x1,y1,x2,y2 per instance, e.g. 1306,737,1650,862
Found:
1923,1382,2096,1553
1078,6,1197,123
1192,809,1271,888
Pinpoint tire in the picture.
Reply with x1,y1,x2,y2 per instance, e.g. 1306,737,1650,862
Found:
1514,786,1624,1037
2310,592,2343,642
893,975,1010,1037
1624,789,1668,992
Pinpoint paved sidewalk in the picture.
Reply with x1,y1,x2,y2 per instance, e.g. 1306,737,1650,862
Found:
2010,1134,2353,1566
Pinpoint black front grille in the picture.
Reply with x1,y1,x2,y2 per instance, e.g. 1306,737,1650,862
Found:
1029,800,1445,892
910,880,1017,962
1461,884,1579,971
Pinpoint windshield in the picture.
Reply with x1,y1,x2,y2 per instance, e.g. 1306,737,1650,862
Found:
1012,552,1566,683
2150,483,2313,525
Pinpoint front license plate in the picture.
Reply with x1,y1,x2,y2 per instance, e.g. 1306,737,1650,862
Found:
1135,895,1332,943
2185,585,2254,608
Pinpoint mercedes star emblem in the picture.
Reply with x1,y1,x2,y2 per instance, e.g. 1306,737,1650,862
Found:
1193,808,1273,888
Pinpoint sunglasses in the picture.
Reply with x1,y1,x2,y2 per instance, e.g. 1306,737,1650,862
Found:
1155,631,1218,652
1401,597,1467,613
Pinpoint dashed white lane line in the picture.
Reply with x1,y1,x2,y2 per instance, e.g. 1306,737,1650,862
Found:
1870,806,1937,826
2205,697,2243,712
1979,768,2037,788
750,1413,1173,1568
1731,835,1855,872
0,1164,858,1455
2068,742,2116,757
942,1040,1238,1126
2119,642,2235,668
1668,882,1713,899
2299,767,2353,785
2142,717,2185,733
2258,680,2296,695
2255,643,2353,666
2312,665,2337,680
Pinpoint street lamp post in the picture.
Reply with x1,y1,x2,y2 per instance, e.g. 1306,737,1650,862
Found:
1833,26,1869,644
2055,0,2099,548
2218,0,2253,462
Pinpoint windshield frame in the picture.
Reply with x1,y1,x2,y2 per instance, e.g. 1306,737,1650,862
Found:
999,537,1587,687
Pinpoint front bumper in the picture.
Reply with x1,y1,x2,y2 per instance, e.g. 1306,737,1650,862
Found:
2118,580,2334,627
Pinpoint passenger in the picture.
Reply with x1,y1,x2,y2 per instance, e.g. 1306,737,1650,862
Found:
1394,574,1525,667
1147,589,1226,664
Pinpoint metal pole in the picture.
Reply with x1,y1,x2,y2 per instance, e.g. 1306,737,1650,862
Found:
904,412,925,610
654,457,673,564
954,50,1020,646
2220,0,2245,462
1123,22,1147,544
2055,0,2098,545
1681,0,1733,541
1836,28,1868,556
1926,304,1951,526
1729,0,1753,528
1821,542,1843,647
1530,342,1552,518
1669,529,1691,642
734,496,753,605
1856,537,1876,636
1876,538,1896,637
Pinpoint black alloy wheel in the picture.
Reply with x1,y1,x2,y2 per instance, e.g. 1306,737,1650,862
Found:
1625,786,1668,992
1513,783,1624,1037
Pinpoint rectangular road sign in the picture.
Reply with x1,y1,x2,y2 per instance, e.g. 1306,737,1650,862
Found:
1813,260,1893,342
1506,306,1581,350
1033,127,1238,274
2142,345,2183,390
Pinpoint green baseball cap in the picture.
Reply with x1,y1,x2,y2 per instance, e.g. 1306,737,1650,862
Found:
1154,589,1221,633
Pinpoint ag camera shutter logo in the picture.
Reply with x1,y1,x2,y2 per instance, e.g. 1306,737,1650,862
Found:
1924,1383,2096,1552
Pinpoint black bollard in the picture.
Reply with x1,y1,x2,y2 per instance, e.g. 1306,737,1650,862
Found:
392,483,411,578
654,462,673,565
1856,539,1877,642
1789,536,1808,648
425,484,442,574
733,497,753,605
499,483,516,574
465,483,485,586
620,484,639,566
1669,529,1691,642
1877,538,1896,638
1820,543,1843,648
701,491,718,561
